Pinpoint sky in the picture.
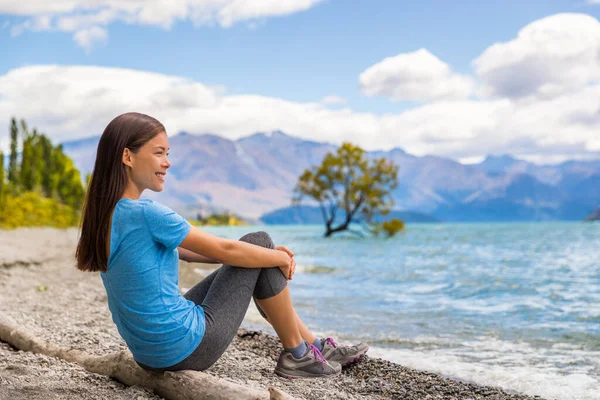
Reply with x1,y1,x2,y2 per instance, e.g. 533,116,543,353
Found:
1,0,600,164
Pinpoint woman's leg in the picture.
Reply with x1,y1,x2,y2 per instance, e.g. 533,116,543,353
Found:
253,277,370,368
161,231,301,371
254,298,316,344
254,286,303,348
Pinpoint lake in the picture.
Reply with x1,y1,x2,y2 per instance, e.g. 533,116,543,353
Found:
180,222,600,400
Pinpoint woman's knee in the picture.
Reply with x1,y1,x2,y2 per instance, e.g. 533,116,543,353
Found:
263,265,287,282
238,231,274,249
254,267,287,300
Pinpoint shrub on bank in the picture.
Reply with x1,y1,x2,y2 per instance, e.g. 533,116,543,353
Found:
0,191,79,229
189,213,248,226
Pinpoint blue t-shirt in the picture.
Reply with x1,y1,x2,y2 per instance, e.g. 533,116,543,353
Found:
101,198,205,368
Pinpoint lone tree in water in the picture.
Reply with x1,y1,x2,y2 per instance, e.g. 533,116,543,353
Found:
293,142,404,238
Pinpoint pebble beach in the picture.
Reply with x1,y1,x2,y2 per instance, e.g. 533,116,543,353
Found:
0,228,545,400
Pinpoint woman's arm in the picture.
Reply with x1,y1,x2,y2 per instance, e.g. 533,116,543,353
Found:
178,226,290,269
177,247,221,264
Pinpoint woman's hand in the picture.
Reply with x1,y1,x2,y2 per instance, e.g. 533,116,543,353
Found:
275,245,296,280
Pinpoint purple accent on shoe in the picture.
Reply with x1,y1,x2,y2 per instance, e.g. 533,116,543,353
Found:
274,344,341,379
343,356,361,366
308,344,326,366
320,338,369,368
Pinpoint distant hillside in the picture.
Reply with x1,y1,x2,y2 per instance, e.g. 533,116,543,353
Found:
61,131,600,222
585,207,600,221
260,205,439,225
474,154,560,184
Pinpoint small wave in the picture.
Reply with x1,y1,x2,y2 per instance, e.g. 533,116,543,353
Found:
408,283,449,294
366,342,600,400
369,335,455,350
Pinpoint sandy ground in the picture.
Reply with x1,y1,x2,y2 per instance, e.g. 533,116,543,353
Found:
0,228,546,400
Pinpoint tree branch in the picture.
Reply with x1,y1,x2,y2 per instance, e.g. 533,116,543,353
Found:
0,315,295,400
329,201,338,224
318,202,330,227
346,193,365,224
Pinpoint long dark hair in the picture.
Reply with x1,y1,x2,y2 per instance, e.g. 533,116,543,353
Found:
76,112,165,272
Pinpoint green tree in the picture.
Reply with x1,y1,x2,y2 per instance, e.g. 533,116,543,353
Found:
8,118,19,190
0,151,4,199
30,129,44,190
18,122,45,193
39,134,55,198
54,145,85,210
293,142,404,238
20,119,28,137
0,118,86,229
20,124,34,191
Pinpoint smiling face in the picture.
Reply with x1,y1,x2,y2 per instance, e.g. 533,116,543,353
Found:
121,131,171,199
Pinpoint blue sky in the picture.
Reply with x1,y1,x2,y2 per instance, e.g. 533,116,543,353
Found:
1,0,600,164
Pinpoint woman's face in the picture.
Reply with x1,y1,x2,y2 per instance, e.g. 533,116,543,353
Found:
125,131,171,194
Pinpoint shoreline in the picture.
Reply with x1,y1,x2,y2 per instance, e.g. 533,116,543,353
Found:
0,228,545,400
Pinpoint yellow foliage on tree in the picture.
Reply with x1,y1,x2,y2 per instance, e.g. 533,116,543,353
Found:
0,191,79,229
293,142,403,238
372,218,405,238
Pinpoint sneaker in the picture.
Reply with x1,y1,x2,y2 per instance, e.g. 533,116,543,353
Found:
275,344,342,379
320,337,369,366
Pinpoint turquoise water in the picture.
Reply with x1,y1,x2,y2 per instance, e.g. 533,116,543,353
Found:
197,222,600,400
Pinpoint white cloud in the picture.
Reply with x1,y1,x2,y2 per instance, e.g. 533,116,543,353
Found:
0,1,80,15
10,15,52,36
473,13,600,99
56,8,119,32
458,155,486,165
0,0,325,50
1,64,599,164
345,13,600,162
217,0,323,28
73,26,107,52
359,48,474,102
321,95,347,105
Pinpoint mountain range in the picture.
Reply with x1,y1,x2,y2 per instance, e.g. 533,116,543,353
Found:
60,131,600,223
585,207,600,221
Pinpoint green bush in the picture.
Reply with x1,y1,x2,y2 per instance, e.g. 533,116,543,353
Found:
0,191,79,229
189,213,248,226
371,217,405,238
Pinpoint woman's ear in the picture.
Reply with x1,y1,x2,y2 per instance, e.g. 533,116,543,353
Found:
122,148,134,168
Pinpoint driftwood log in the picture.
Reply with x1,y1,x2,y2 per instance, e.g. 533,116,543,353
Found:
0,315,295,400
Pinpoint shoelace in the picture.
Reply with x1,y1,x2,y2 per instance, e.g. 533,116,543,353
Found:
325,337,351,355
308,344,326,366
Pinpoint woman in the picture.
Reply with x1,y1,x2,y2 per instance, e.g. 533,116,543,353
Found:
75,112,368,379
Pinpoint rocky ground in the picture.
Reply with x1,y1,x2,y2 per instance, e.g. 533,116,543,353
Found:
0,228,547,400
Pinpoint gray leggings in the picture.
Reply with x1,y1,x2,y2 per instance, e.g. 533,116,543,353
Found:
137,231,287,372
